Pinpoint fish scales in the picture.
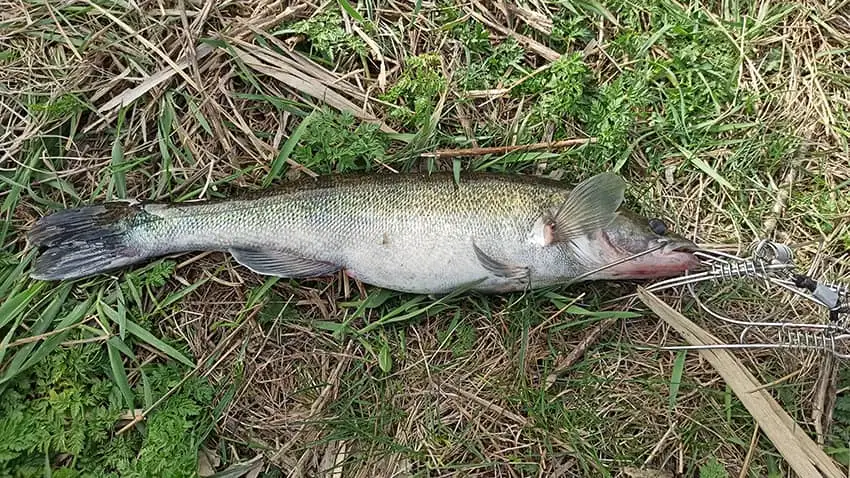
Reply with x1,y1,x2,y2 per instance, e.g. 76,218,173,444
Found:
131,173,576,293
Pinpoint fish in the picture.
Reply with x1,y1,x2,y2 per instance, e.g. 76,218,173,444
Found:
27,171,701,294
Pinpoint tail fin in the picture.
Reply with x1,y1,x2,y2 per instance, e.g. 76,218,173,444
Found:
28,202,152,281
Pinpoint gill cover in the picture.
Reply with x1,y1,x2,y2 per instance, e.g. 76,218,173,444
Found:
472,172,627,283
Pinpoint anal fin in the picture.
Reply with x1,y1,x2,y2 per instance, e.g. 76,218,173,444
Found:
472,242,530,283
229,248,341,278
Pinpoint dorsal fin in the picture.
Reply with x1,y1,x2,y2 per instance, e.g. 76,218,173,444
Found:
543,172,626,245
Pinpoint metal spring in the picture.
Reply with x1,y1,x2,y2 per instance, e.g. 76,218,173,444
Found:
776,328,835,352
706,260,794,284
737,325,850,358
644,255,797,294
747,240,794,265
709,261,767,281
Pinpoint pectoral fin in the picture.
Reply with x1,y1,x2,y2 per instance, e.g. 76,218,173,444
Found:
543,172,626,245
229,248,341,278
472,242,530,282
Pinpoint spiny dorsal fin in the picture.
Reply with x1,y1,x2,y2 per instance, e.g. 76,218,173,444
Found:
544,172,626,245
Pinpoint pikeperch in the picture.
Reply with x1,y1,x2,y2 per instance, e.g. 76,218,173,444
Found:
27,171,700,294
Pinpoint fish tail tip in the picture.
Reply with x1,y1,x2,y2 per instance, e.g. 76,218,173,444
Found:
27,202,151,281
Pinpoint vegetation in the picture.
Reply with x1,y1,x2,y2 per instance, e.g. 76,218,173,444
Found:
1,0,848,476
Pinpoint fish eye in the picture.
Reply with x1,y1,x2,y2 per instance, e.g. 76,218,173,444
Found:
648,218,667,235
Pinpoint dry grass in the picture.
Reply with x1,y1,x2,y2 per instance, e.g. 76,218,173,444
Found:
2,0,850,477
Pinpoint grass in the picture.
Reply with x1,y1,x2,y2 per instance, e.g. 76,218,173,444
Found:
1,0,849,476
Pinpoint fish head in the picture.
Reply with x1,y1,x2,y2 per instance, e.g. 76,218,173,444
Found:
589,208,701,280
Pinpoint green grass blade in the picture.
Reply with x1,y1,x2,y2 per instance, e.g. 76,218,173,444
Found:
203,383,238,442
637,23,673,57
337,0,365,23
0,314,24,366
124,275,144,312
0,250,37,301
668,350,687,411
378,339,392,373
40,176,80,202
107,340,135,408
518,313,529,383
186,95,213,135
311,320,350,334
107,335,136,359
1,159,30,219
5,297,95,384
263,110,316,187
141,368,153,408
116,287,127,340
690,154,735,190
110,108,127,199
674,144,734,190
357,281,484,334
0,282,46,329
157,277,209,310
0,284,71,381
97,298,128,344
125,319,195,368
208,456,263,478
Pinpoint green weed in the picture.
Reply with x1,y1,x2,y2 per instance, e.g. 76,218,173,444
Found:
291,110,389,174
700,457,731,478
380,53,446,129
286,9,367,63
0,342,214,476
458,37,527,91
533,53,591,124
27,94,86,119
551,12,594,49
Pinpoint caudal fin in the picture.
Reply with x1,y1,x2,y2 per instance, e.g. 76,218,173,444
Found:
28,202,151,281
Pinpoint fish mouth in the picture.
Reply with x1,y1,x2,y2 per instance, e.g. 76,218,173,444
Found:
598,235,702,280
637,240,701,279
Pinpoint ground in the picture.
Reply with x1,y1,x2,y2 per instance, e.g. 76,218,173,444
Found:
1,0,849,477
